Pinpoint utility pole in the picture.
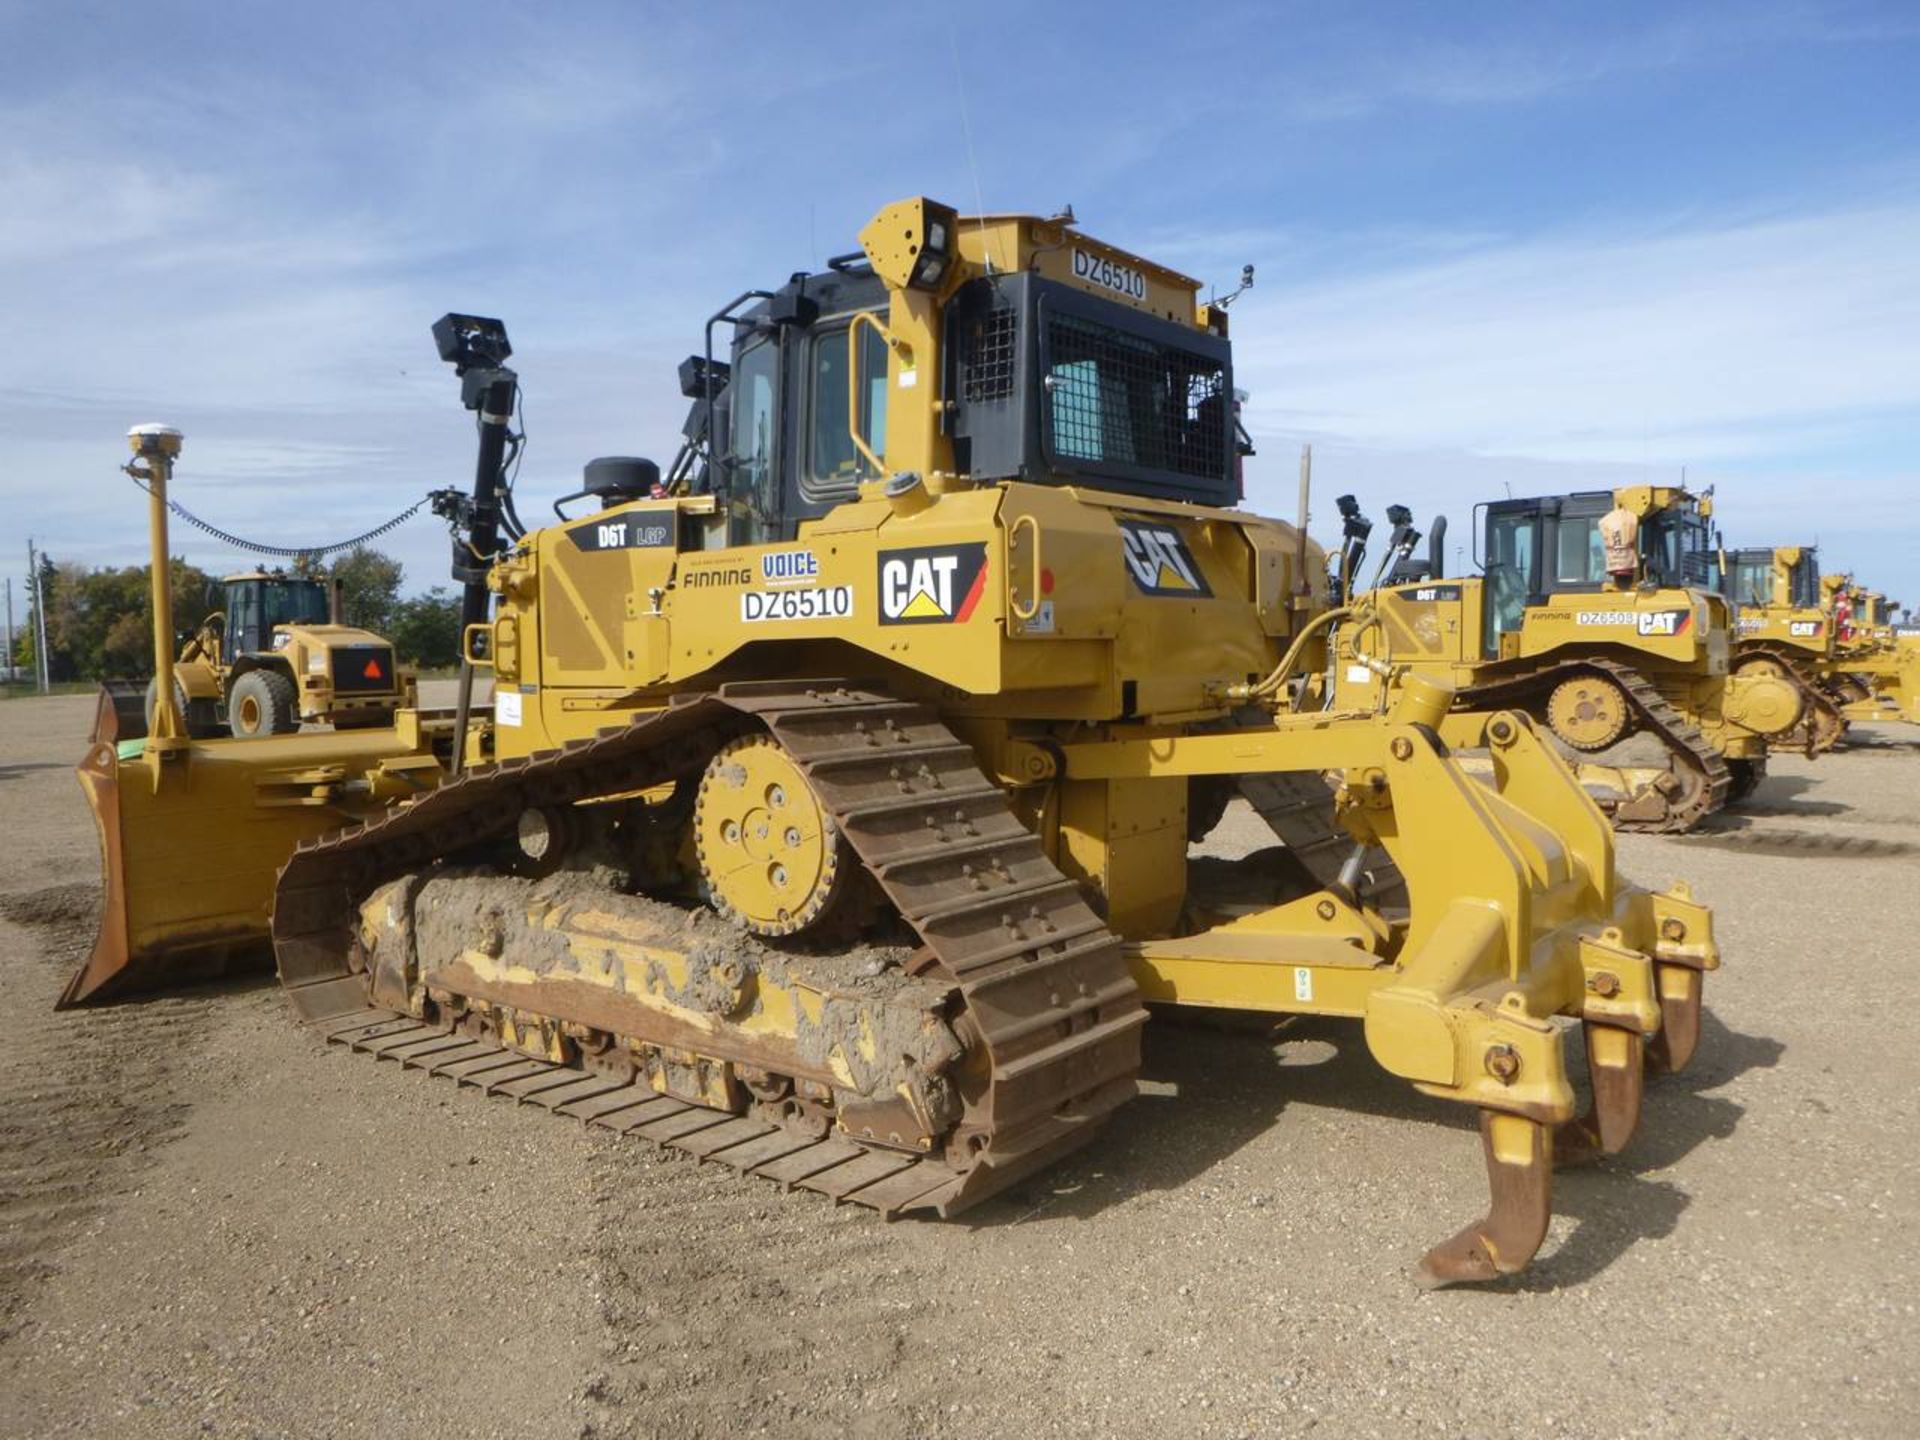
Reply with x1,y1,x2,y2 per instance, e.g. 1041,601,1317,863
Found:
28,538,50,693
4,575,13,684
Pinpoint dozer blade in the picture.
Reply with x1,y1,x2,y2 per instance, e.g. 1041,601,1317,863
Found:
63,699,433,1008
95,680,149,744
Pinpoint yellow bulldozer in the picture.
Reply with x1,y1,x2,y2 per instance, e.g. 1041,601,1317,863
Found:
1325,486,1842,827
1721,548,1916,728
68,200,1726,1287
1828,578,1919,725
127,568,414,739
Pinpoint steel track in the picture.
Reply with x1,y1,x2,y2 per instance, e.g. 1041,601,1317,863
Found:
1734,645,1849,755
272,683,1146,1218
1456,658,1730,833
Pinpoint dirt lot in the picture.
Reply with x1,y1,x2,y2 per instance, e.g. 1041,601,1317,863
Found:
2,691,1916,1439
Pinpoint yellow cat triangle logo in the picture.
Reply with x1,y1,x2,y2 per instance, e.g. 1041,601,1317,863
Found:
900,588,948,619
1154,560,1196,591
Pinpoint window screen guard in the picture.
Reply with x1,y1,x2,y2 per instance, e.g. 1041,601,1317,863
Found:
947,274,1236,507
1038,286,1232,499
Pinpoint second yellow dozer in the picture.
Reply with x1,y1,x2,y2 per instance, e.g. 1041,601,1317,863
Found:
1721,548,1916,728
1326,486,1841,827
72,200,1723,1287
1724,543,1843,707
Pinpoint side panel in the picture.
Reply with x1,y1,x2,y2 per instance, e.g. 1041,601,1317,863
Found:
1357,581,1476,667
1517,590,1723,674
493,483,1316,757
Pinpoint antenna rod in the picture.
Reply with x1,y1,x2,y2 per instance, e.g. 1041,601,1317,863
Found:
1296,445,1312,597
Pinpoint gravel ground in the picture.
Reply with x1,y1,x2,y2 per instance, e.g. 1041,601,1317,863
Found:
1,691,1916,1439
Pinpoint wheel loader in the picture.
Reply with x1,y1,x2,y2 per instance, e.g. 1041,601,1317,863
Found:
121,568,414,740
69,200,1725,1288
1325,487,1841,828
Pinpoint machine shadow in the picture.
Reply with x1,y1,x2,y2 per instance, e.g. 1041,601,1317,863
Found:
1841,731,1920,754
971,1007,1781,1290
1508,1008,1782,1289
0,761,69,782
1702,772,1848,822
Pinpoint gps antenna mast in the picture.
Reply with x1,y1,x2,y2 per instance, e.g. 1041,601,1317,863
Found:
431,313,517,777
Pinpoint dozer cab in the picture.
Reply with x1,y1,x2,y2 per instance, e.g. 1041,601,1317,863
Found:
1327,486,1841,828
71,200,1725,1287
1725,545,1831,662
119,568,415,739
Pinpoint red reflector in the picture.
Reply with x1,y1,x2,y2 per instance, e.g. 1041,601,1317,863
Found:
364,659,384,679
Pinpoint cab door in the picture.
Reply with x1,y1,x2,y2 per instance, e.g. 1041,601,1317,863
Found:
1478,503,1543,658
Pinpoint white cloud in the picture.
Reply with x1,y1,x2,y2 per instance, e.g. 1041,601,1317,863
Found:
1234,199,1920,464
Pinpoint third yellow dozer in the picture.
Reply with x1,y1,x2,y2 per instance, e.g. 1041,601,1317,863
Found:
1826,576,1919,726
1328,486,1841,827
74,198,1724,1287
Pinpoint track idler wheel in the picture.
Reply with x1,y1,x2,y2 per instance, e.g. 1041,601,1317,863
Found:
1416,1111,1553,1289
1646,961,1705,1074
694,734,861,937
1554,1023,1646,1164
1547,674,1631,751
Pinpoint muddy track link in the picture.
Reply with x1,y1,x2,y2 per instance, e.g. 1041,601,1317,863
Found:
273,683,1145,1218
1457,658,1730,833
1736,645,1849,755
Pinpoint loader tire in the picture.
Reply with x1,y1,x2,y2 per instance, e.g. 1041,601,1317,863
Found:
144,676,220,739
228,669,300,738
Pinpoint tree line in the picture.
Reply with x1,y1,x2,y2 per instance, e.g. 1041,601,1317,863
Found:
8,547,463,682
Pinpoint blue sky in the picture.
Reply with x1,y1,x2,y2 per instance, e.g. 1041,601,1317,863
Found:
3,0,1917,622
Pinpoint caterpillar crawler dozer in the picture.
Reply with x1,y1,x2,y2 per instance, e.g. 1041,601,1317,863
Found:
1327,487,1840,828
1720,548,1916,729
72,201,1724,1286
1723,545,1857,729
115,568,414,741
1825,579,1919,726
1725,544,1832,667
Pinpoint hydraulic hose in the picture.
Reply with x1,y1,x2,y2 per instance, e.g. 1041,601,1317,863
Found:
1232,605,1352,703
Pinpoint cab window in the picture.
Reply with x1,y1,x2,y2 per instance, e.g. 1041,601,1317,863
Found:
227,583,264,655
730,338,779,523
1484,510,1537,653
1728,559,1771,607
267,581,330,626
1554,516,1606,586
1792,558,1819,609
804,321,888,498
